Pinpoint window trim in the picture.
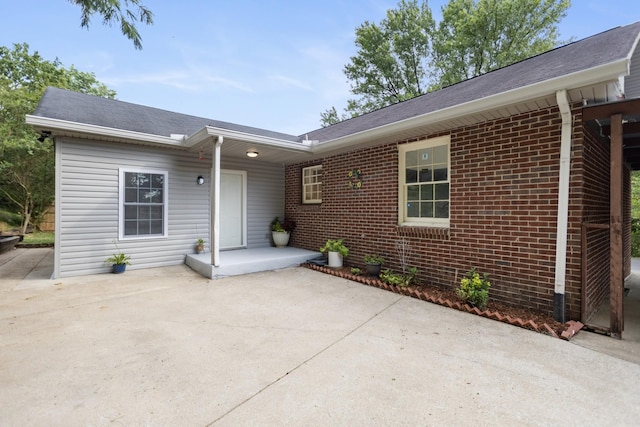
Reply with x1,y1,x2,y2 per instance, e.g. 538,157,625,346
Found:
398,136,450,227
118,168,169,240
302,165,323,204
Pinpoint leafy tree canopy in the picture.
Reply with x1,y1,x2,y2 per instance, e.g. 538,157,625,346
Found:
69,0,154,50
321,0,570,127
0,43,115,233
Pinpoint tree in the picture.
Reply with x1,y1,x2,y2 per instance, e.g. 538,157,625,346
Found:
0,43,116,233
322,0,434,126
432,0,569,88
321,0,570,127
69,0,154,50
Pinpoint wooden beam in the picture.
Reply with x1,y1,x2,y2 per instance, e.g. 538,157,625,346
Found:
610,113,624,338
583,98,640,121
601,122,640,136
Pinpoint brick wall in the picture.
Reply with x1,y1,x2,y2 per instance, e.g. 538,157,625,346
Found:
286,104,587,318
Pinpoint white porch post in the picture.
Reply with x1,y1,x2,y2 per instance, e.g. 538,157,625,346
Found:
210,136,223,267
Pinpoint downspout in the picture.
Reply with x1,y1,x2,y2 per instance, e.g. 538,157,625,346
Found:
553,89,572,322
210,136,223,267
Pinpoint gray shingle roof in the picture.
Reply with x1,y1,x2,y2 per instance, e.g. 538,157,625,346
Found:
32,87,300,142
32,22,640,145
303,21,640,142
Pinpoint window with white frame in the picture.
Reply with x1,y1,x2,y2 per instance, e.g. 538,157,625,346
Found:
398,136,450,226
302,165,322,204
119,169,168,239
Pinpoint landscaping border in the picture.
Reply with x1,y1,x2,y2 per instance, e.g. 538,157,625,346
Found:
304,263,584,340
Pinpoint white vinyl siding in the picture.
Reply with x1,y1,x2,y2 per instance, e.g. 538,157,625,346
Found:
398,136,450,227
54,138,286,278
626,42,640,99
302,165,322,203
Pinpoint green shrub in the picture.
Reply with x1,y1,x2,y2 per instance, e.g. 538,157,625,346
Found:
350,267,362,275
380,267,419,287
456,268,491,309
0,209,22,228
632,219,640,257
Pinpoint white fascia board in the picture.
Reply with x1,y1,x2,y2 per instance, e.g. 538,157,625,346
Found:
311,59,630,153
185,126,312,153
25,115,185,147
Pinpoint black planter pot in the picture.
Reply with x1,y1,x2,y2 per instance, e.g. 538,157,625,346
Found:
365,262,382,276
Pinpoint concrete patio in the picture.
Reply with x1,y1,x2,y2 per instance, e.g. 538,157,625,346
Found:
1,248,640,425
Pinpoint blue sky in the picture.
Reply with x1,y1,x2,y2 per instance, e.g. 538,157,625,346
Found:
3,1,640,136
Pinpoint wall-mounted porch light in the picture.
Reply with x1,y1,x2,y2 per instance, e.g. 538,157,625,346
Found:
196,176,205,185
246,150,259,158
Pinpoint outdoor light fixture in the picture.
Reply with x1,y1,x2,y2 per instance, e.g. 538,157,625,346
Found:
246,150,259,158
196,176,205,185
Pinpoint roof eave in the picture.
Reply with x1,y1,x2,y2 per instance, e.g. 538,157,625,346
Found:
25,115,185,147
184,125,312,153
311,58,631,153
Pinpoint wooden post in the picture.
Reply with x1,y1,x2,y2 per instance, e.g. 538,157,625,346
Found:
610,114,624,338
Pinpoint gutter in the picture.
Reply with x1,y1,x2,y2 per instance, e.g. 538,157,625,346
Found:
553,89,572,323
184,126,312,153
25,115,185,147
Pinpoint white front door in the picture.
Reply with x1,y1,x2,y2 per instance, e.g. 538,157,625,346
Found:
219,170,247,249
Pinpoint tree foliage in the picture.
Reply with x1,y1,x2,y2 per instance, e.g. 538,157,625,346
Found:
321,0,570,127
69,0,154,50
433,0,569,88
0,43,115,233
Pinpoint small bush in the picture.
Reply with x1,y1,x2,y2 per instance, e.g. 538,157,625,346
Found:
456,268,491,309
350,267,362,275
380,267,419,287
0,209,22,228
632,219,640,257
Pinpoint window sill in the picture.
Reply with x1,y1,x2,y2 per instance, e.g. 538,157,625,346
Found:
395,225,450,240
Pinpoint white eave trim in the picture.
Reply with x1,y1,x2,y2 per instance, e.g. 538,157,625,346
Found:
184,125,312,153
310,58,631,153
26,115,185,147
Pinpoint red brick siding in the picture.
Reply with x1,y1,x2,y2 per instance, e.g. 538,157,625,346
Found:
286,105,586,318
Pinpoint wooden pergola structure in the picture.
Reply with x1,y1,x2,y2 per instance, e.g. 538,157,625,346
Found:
583,98,640,338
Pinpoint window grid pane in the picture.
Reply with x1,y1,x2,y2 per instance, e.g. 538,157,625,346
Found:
122,170,166,237
402,141,449,221
302,166,322,203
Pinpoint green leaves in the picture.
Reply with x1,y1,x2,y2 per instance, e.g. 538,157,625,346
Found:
432,0,570,88
341,0,434,119
69,0,154,50
0,43,116,233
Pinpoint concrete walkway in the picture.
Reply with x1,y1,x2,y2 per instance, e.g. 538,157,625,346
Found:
1,249,640,425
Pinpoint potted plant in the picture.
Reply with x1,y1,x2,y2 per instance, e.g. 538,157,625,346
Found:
364,254,384,276
271,217,296,247
105,251,131,274
320,238,349,268
196,238,205,254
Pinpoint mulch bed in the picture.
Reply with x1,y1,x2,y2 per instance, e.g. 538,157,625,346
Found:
303,263,584,340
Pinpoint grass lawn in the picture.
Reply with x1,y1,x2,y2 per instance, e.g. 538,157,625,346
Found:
22,232,55,245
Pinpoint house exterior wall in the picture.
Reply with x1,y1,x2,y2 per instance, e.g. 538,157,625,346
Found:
55,138,284,277
625,41,640,99
220,157,285,248
286,104,586,318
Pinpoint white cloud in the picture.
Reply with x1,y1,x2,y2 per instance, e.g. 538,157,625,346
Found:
268,75,313,91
